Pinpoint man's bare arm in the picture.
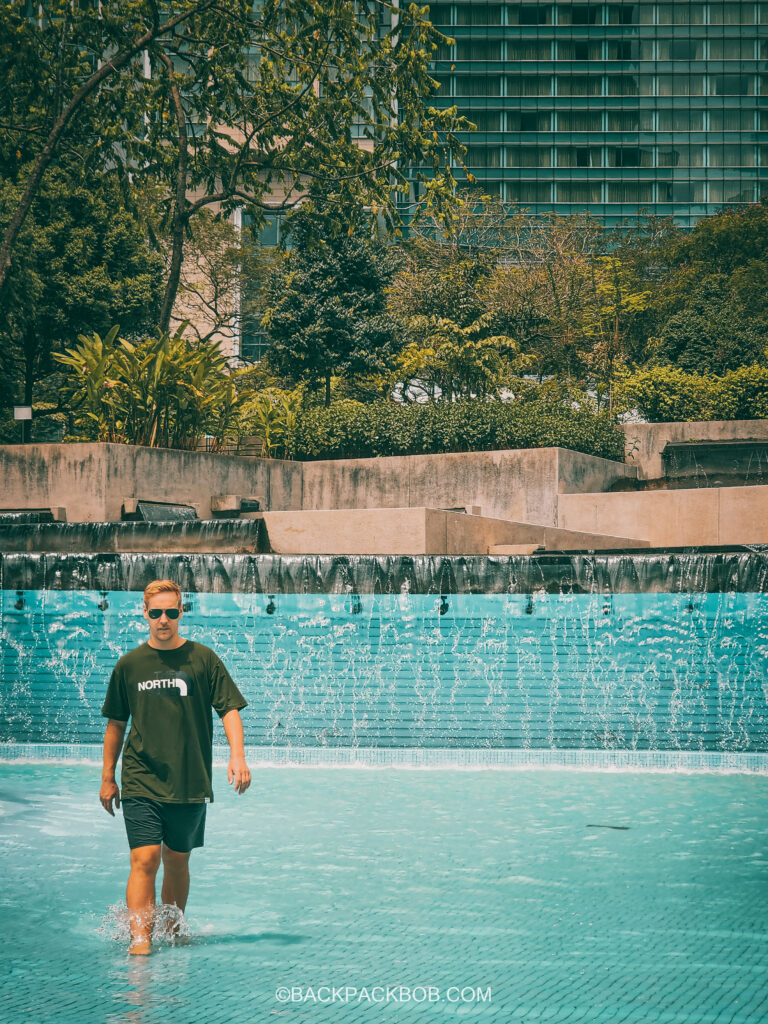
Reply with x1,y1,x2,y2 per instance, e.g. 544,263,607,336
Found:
222,709,251,795
100,718,127,815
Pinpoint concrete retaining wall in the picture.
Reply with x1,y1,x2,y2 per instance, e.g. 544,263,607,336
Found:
301,448,636,527
622,420,768,480
559,485,768,547
0,443,302,521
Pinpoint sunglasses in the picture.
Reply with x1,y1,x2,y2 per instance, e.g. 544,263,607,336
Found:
147,607,181,620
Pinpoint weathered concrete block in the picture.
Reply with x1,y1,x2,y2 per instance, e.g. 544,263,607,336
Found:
621,420,768,480
558,485,768,547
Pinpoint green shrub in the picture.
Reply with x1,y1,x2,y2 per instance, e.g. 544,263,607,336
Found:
616,364,768,422
292,399,625,461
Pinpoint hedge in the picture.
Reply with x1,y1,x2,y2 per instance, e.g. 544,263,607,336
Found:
616,365,768,423
291,399,625,461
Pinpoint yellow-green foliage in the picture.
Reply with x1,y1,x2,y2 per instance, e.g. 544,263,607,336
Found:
615,365,768,422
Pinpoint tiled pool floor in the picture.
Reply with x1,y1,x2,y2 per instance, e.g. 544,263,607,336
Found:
1,763,767,1023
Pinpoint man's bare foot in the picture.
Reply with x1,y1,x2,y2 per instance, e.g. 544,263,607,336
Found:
128,940,152,956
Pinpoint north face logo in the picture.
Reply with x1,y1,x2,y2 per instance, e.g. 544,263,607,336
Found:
137,676,190,697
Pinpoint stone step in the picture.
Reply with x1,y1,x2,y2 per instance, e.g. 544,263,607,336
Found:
262,508,650,555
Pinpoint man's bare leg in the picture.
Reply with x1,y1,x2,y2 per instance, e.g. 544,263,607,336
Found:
126,845,161,954
160,846,191,938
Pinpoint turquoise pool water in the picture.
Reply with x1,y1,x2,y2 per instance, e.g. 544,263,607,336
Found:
1,762,767,1023
2,589,767,751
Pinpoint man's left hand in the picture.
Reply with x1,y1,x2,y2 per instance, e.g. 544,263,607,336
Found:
228,758,251,795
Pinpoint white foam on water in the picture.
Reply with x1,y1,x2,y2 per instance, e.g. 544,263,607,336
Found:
98,900,192,948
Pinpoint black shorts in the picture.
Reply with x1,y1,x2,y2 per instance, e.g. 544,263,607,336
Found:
122,797,206,853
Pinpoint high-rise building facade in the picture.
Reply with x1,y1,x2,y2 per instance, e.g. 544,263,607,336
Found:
421,1,768,225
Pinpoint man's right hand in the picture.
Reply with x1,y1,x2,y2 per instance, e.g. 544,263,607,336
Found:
100,778,121,816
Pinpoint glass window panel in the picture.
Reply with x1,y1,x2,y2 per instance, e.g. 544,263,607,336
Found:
710,107,754,129
508,4,552,25
761,2,768,23
638,40,655,59
607,40,640,60
712,74,752,95
639,75,655,94
710,3,747,22
658,109,705,130
722,3,745,23
563,5,602,25
711,181,756,202
608,183,654,202
508,182,552,202
461,110,501,130
557,182,603,202
760,76,768,95
657,75,705,95
557,40,603,60
506,146,552,166
658,182,705,202
608,147,653,166
607,75,639,95
466,145,501,166
657,146,683,166
638,4,655,22
710,144,747,166
710,39,744,59
508,75,552,95
658,3,704,22
456,41,501,60
455,75,500,94
508,41,552,59
608,110,639,130
760,146,768,165
427,4,452,24
557,75,603,95
556,146,602,166
431,73,452,93
557,110,603,130
607,4,639,24
665,39,705,60
507,111,554,131
456,4,502,25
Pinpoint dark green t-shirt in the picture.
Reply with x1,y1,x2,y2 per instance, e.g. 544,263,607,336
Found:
101,640,247,804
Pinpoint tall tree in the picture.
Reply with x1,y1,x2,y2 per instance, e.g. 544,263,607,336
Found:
1,0,467,322
0,164,163,420
261,207,402,406
0,0,219,291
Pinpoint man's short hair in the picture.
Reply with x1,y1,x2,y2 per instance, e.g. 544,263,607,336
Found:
143,579,182,608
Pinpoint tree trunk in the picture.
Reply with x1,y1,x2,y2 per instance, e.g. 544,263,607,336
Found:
158,51,189,335
22,329,36,444
325,372,331,408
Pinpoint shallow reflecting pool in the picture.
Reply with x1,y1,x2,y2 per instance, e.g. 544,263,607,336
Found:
2,761,767,1023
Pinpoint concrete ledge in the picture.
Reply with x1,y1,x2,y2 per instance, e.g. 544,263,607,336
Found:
559,485,768,548
622,420,768,479
262,508,649,555
0,519,265,554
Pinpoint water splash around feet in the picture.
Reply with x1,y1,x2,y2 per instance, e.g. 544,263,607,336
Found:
98,901,192,950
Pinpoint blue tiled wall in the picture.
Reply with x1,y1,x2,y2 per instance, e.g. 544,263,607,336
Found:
1,589,767,750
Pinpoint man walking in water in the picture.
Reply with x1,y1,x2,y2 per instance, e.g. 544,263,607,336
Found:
99,579,250,955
